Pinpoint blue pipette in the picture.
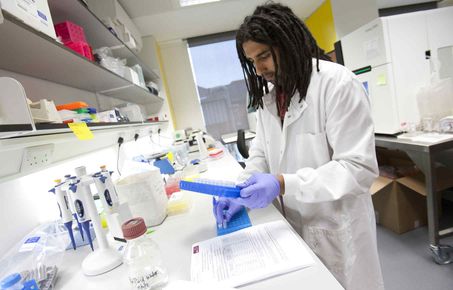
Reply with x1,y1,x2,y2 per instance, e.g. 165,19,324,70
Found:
50,179,76,250
65,175,84,242
68,181,94,251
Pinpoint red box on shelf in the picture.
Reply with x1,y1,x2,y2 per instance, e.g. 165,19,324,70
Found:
55,21,87,44
65,41,94,61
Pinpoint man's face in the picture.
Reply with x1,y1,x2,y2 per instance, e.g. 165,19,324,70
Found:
242,41,277,84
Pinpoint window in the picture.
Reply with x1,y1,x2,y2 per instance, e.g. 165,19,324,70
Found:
188,32,249,141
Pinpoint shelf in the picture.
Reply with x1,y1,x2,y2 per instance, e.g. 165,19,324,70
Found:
0,121,167,139
0,121,168,182
48,0,159,82
0,10,163,105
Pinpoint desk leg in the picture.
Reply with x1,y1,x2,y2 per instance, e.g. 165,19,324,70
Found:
422,154,453,264
407,151,453,264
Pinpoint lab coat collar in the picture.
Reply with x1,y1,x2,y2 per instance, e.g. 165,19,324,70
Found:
262,87,307,128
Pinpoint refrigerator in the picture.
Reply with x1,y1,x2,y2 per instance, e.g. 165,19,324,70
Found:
341,6,453,135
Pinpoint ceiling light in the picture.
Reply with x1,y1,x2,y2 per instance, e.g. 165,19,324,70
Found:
179,0,221,7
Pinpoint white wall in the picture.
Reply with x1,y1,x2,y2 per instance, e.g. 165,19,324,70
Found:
158,40,205,131
139,35,175,135
331,0,379,38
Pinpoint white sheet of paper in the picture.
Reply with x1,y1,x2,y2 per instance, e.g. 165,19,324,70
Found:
191,220,314,287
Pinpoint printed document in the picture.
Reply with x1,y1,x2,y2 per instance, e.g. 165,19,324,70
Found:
191,220,314,287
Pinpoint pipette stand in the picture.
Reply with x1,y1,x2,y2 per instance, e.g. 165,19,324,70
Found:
75,167,122,276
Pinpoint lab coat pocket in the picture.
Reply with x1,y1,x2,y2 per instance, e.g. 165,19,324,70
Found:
305,225,355,287
295,132,331,167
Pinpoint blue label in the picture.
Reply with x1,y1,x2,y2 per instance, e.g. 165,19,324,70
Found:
37,10,47,21
25,237,40,244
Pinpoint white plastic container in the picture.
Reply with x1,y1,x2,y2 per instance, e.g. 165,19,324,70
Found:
122,218,168,290
0,0,57,39
115,167,168,227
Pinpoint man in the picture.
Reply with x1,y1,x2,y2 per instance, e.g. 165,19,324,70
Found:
213,2,385,290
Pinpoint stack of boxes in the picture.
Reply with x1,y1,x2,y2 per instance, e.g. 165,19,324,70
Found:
54,21,94,61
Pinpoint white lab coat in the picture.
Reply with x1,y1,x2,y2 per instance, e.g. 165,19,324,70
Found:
240,60,385,290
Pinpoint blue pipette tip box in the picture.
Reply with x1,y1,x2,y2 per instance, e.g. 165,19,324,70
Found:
217,207,252,236
179,180,240,198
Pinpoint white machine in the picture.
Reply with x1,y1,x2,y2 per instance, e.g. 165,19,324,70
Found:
341,6,453,135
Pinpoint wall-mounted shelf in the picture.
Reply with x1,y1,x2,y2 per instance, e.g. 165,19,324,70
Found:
0,11,163,105
48,0,159,83
0,121,168,182
0,121,167,139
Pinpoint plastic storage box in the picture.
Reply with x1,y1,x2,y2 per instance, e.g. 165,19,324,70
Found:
54,21,86,44
65,41,94,61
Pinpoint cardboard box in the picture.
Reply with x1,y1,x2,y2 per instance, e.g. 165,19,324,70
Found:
371,148,453,234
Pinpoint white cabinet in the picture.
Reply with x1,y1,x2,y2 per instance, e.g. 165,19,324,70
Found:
341,6,453,134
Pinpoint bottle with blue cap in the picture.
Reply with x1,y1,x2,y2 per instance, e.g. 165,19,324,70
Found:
0,273,23,290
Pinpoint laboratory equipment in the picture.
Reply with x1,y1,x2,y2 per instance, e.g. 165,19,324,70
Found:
93,165,132,241
115,166,168,227
341,6,453,134
0,222,68,290
166,191,192,216
20,264,57,290
0,77,35,139
122,218,168,290
179,179,241,198
0,0,57,39
0,273,23,290
49,179,76,250
67,177,93,251
440,116,453,132
64,174,84,243
153,158,175,175
195,131,208,159
28,99,62,123
216,207,251,236
72,166,123,276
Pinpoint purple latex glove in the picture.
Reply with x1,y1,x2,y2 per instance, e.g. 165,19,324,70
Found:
212,197,243,227
235,173,280,209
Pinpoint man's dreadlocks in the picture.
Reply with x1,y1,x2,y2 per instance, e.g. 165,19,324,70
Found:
236,2,330,111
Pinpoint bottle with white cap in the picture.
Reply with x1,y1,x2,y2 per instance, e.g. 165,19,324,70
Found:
122,217,168,290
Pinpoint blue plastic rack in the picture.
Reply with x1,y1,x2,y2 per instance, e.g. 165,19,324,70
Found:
217,207,252,236
179,180,241,198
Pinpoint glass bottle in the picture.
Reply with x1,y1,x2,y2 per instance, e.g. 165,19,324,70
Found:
122,218,168,290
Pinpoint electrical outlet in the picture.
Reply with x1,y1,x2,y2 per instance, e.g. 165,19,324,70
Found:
151,125,160,135
21,144,54,172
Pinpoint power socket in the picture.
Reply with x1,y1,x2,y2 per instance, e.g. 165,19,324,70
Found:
21,144,54,172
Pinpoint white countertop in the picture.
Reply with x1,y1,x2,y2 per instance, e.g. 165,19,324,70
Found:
58,153,344,290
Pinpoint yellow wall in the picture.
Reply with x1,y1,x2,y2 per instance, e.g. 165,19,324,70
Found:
305,0,337,53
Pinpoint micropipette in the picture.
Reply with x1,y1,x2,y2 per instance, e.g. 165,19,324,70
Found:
68,179,94,251
64,174,84,242
49,179,76,250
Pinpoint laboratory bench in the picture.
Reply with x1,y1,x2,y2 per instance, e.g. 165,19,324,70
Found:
57,152,344,289
375,134,453,264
